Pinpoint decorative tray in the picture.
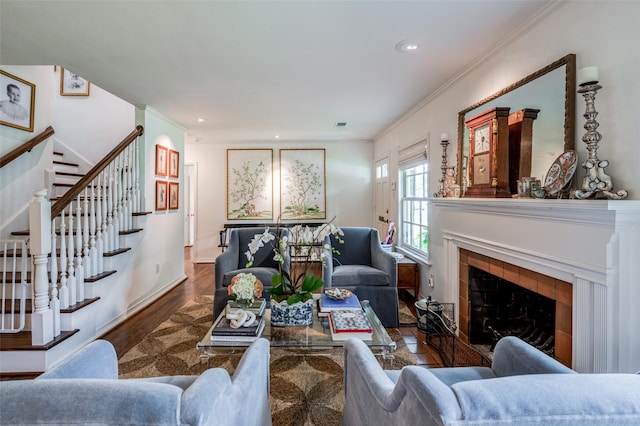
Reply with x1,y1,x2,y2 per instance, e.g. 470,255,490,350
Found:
544,150,577,196
324,288,353,300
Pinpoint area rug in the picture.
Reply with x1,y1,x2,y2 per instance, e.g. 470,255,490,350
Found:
399,298,417,326
118,295,417,426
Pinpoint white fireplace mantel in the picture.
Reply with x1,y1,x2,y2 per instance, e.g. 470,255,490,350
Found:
430,197,640,373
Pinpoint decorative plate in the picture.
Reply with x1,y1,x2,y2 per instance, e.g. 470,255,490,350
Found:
324,288,353,300
544,150,577,196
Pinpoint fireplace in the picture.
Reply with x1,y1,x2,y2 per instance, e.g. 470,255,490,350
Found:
458,249,572,367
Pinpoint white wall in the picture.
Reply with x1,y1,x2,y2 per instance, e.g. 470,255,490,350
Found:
185,140,373,262
375,1,640,299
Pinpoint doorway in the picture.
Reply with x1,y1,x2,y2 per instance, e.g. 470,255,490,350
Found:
184,163,197,253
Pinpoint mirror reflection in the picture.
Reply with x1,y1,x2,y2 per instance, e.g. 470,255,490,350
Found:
456,54,576,196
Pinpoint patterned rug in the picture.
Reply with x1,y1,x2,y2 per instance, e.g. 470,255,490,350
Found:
399,298,417,326
118,295,417,426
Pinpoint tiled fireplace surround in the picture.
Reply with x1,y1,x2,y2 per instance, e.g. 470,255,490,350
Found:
432,198,640,373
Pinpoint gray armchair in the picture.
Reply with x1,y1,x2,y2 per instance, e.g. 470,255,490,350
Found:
323,227,398,327
342,336,640,425
214,227,290,321
0,339,272,426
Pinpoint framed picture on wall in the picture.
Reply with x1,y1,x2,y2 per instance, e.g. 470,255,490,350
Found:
169,182,179,210
226,148,273,220
169,149,179,178
156,180,168,211
156,145,168,176
0,69,35,132
279,148,326,220
60,68,90,96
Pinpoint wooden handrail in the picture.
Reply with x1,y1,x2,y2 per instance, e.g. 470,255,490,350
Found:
51,125,144,218
0,126,55,168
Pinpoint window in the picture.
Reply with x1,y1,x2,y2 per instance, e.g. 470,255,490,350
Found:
399,162,429,258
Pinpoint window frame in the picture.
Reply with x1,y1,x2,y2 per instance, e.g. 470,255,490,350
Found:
398,161,429,261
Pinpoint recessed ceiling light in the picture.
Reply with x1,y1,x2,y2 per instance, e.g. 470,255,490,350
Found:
275,135,280,139
395,38,420,53
197,118,206,123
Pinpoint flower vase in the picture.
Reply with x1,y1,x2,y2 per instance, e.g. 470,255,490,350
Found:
236,298,253,308
270,298,314,326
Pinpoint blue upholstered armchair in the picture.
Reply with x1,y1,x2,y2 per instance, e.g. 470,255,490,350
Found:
323,227,398,327
214,227,290,321
343,336,640,425
0,339,272,426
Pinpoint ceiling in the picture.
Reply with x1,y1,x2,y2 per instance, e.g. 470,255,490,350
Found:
0,0,556,144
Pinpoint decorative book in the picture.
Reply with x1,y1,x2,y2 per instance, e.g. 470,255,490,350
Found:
212,315,264,336
319,294,362,312
328,310,372,341
211,320,265,342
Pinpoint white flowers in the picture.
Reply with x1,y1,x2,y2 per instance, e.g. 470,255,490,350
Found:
245,229,278,267
231,273,258,301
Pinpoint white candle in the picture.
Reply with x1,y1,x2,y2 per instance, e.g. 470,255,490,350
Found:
577,66,599,85
441,133,449,141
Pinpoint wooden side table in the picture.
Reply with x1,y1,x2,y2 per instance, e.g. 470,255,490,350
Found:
397,258,419,299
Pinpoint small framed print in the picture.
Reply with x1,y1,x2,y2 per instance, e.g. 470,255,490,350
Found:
156,180,168,211
169,182,179,210
0,69,35,132
156,145,168,176
169,149,179,178
60,68,90,96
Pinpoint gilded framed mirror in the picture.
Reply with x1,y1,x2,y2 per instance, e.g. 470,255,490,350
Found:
456,53,576,196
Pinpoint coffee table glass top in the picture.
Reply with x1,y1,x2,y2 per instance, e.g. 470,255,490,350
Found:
197,300,396,353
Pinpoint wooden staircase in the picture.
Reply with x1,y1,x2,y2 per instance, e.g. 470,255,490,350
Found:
0,126,146,375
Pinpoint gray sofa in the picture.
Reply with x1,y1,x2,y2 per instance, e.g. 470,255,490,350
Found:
343,336,640,425
323,227,398,327
214,227,290,321
0,338,272,426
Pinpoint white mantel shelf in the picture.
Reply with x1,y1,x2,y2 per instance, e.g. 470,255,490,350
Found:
430,198,640,226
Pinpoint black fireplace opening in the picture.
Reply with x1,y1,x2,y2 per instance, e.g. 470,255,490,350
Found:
468,266,555,356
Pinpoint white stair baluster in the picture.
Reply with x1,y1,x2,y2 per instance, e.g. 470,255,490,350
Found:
133,138,140,213
112,161,120,251
83,188,91,277
117,155,124,234
106,163,115,252
67,203,77,306
96,174,104,274
126,145,133,229
50,218,60,335
75,195,85,302
58,209,69,309
101,170,109,253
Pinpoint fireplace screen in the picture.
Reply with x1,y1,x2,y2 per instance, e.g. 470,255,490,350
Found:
468,266,556,356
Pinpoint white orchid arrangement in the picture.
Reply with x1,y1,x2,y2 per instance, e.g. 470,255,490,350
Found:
245,220,344,304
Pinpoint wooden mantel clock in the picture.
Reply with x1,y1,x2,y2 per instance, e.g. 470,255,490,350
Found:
464,107,511,198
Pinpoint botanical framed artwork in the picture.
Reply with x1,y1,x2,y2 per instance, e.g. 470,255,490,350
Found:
156,180,168,211
226,148,273,220
169,182,179,210
155,145,168,176
169,149,179,178
60,68,90,96
0,69,35,132
279,148,326,220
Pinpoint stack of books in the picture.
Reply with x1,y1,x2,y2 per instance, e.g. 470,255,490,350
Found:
210,314,265,343
328,309,373,341
318,293,362,314
226,298,266,317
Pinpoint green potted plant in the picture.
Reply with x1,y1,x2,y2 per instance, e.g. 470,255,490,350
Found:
246,221,343,326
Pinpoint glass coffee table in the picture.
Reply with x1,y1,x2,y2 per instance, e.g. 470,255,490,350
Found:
197,300,396,366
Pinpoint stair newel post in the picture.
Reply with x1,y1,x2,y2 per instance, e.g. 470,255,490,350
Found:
112,160,121,251
83,188,91,278
96,174,104,274
49,214,60,332
101,169,109,254
89,181,98,275
75,195,85,302
126,144,133,228
106,163,115,252
67,203,77,306
58,208,69,309
133,136,140,213
29,189,54,345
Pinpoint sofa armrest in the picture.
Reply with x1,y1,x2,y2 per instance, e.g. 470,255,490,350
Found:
215,234,240,289
181,338,271,426
37,339,118,380
492,336,575,377
370,234,397,287
322,236,334,288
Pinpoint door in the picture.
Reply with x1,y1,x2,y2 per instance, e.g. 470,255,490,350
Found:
184,163,196,247
375,157,390,241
